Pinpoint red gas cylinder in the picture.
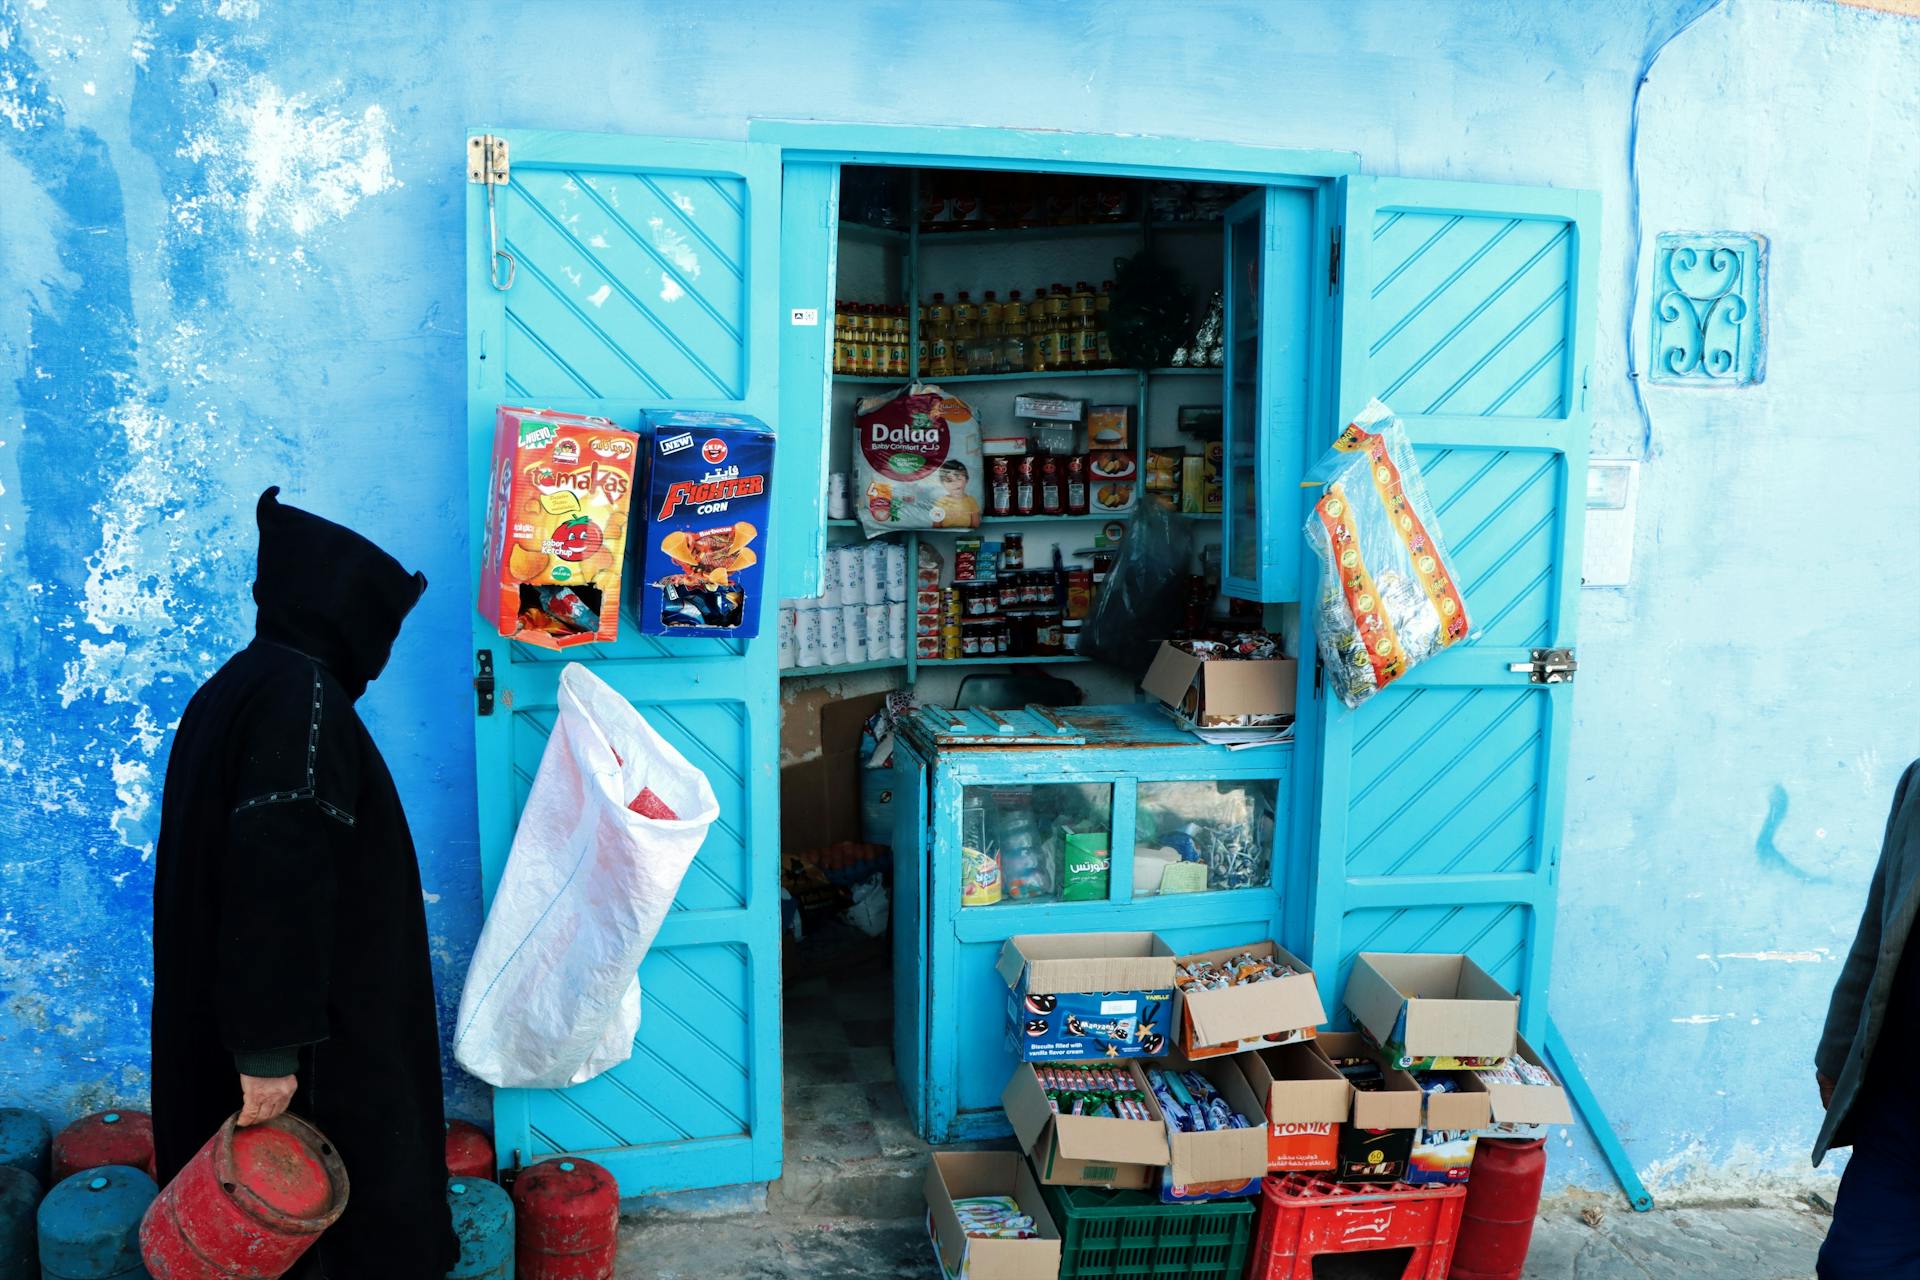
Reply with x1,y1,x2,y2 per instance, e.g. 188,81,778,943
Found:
140,1113,349,1279
52,1109,156,1183
446,1120,496,1182
512,1157,618,1280
1449,1137,1548,1280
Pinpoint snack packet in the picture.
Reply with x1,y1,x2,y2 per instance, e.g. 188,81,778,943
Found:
1304,399,1470,708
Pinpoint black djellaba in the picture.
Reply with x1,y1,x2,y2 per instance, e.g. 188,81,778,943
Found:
151,487,459,1278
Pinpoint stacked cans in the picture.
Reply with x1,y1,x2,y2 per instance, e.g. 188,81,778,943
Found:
778,540,909,671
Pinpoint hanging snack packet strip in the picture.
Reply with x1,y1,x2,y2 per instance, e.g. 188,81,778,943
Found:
1303,398,1471,708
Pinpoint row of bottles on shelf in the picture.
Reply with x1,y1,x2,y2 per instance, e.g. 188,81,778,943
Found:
831,283,1118,378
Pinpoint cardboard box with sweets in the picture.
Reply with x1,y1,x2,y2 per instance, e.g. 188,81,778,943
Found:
1473,1036,1575,1139
1147,1056,1270,1203
478,406,640,648
1344,951,1520,1070
1240,1038,1351,1172
924,1152,1062,1280
1407,1073,1494,1186
999,933,1176,1062
1142,640,1297,729
1002,1062,1169,1191
1172,941,1326,1059
1320,1031,1423,1184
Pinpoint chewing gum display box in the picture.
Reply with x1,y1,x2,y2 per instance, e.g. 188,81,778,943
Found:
1239,1039,1350,1172
1320,1031,1423,1184
925,1152,1062,1280
634,410,775,639
999,933,1176,1062
479,406,640,649
1345,952,1520,1071
1002,1062,1169,1190
1172,941,1326,1060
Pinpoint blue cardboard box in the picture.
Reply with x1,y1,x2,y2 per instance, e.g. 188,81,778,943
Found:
634,410,775,638
997,933,1177,1062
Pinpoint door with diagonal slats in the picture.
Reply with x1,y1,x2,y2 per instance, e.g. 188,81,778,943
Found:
466,130,787,1194
1312,176,1599,1045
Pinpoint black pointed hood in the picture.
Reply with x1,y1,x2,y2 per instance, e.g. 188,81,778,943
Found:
252,487,427,699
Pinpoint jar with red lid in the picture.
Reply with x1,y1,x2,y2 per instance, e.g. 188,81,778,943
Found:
1013,458,1036,516
1038,455,1064,515
1064,454,1089,515
988,457,1013,516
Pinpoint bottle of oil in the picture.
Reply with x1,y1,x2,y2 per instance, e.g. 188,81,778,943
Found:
927,293,953,378
998,289,1028,374
1051,284,1077,369
1096,281,1114,368
1071,281,1098,370
1029,284,1054,371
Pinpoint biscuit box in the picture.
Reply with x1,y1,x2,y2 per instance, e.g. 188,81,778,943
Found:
998,934,1177,1062
478,406,640,649
634,410,775,638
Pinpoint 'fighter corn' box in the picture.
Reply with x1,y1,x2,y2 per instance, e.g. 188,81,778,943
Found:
478,406,640,649
634,410,775,638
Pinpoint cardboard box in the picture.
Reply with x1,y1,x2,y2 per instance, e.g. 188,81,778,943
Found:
1408,1128,1479,1186
478,406,640,648
1142,642,1298,728
1473,1036,1575,1138
1150,1058,1271,1195
1319,1031,1422,1184
1173,941,1326,1059
999,934,1177,1062
924,1152,1062,1280
1086,405,1131,450
779,692,891,854
632,409,774,638
1345,952,1520,1070
1002,1063,1170,1190
1240,1040,1350,1172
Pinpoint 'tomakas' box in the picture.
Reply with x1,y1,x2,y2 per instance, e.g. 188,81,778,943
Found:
998,934,1176,1062
1344,952,1520,1070
478,406,640,648
1320,1032,1423,1184
633,410,774,638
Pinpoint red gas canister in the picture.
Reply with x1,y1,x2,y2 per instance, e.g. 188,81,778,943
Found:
1449,1137,1548,1280
140,1113,348,1279
52,1110,156,1183
446,1120,496,1182
513,1157,617,1280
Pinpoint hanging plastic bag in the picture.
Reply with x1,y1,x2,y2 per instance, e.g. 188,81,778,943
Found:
1080,498,1190,678
1304,399,1471,709
454,662,719,1088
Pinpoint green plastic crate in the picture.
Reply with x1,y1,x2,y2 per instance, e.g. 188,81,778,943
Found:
1040,1180,1255,1280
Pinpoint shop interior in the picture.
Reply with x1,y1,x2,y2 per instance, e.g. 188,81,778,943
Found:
778,164,1307,1149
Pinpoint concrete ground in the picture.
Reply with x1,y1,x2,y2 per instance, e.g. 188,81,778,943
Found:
612,951,1833,1279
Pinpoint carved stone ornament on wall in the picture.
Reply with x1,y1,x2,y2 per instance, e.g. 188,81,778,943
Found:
1649,232,1767,386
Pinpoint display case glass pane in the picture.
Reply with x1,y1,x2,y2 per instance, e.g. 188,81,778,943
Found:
1133,778,1276,896
959,782,1113,908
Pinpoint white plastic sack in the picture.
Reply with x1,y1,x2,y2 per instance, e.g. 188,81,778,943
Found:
454,662,719,1088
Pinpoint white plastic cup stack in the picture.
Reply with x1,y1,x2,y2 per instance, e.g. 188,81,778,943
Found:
886,603,908,659
776,601,798,668
883,543,909,602
794,606,823,669
817,603,846,667
841,604,869,663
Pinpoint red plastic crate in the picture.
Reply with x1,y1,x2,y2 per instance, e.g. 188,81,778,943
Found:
1248,1173,1467,1280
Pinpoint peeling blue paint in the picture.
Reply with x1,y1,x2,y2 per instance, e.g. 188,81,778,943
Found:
0,0,1915,1202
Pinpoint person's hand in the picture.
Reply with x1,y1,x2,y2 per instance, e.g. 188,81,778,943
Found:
238,1074,297,1126
1818,1073,1836,1109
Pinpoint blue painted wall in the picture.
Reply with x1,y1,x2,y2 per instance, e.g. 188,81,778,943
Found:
1,0,1914,1196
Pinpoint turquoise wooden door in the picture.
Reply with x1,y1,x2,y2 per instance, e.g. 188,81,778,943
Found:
1311,176,1599,1047
465,129,785,1193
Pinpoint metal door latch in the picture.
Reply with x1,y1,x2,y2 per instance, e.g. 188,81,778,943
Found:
1509,648,1577,684
475,650,496,715
468,134,515,291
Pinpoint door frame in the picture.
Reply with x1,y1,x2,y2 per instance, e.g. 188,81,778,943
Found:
757,119,1356,1129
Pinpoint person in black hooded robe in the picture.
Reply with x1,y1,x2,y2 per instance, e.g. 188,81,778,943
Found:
151,488,459,1279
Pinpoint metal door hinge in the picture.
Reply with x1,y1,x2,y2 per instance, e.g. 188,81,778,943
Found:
1509,647,1577,684
1328,227,1342,295
467,135,509,185
475,650,496,715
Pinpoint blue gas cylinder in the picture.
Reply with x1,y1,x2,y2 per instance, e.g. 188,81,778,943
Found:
0,1107,52,1188
1,1163,41,1276
38,1165,154,1280
446,1175,514,1280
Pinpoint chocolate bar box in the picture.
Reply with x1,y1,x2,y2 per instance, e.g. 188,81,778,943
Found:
634,410,775,638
